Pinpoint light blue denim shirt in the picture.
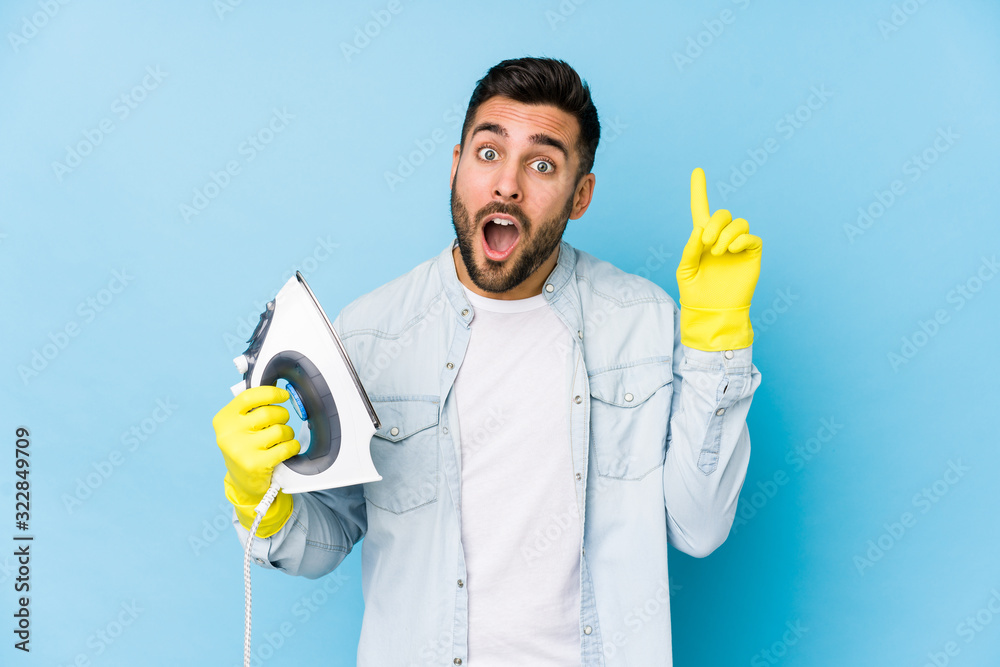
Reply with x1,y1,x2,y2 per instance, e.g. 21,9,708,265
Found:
233,239,762,666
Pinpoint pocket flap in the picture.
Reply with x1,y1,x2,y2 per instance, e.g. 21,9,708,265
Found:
370,396,440,442
588,358,672,407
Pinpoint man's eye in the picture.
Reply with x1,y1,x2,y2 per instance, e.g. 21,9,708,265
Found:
478,147,499,161
532,159,555,174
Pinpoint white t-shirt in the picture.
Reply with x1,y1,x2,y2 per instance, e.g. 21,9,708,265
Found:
454,284,581,665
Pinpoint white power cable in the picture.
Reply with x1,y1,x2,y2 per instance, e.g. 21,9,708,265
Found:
244,483,281,667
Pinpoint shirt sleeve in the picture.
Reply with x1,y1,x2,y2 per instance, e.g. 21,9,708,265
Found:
231,484,368,579
662,300,762,558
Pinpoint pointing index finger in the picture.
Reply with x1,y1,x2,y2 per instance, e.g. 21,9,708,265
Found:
690,167,710,230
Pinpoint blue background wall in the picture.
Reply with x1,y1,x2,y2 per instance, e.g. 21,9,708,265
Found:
2,1,998,665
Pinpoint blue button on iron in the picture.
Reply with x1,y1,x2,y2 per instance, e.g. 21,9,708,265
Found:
286,382,308,420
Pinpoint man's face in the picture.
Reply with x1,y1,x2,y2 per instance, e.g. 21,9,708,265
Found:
450,96,592,295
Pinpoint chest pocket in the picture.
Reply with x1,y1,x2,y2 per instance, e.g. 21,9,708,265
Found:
588,358,673,480
363,396,440,514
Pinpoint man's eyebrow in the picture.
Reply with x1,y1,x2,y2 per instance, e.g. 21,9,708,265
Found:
470,122,569,161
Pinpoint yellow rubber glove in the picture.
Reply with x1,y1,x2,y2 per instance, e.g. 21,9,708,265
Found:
676,167,763,351
213,385,300,538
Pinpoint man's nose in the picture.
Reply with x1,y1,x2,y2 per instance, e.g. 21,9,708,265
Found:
492,160,521,201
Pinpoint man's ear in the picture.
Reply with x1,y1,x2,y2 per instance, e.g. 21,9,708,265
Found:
569,173,596,220
450,144,461,188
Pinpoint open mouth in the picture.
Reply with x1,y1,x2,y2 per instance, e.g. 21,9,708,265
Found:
481,215,521,261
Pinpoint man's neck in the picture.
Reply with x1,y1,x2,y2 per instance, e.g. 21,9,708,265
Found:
452,244,560,300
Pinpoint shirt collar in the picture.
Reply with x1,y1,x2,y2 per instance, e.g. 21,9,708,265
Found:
436,237,578,327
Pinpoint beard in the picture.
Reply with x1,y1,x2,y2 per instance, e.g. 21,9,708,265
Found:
450,178,574,294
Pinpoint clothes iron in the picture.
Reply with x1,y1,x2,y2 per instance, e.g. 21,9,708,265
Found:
230,270,381,494
230,271,383,667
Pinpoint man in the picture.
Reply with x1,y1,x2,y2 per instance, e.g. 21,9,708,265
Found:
214,56,763,666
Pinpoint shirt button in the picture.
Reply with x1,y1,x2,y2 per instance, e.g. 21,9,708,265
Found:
461,308,469,317
584,625,593,635
716,408,725,416
545,283,554,293
390,427,400,436
454,659,463,665
575,472,581,480
577,330,583,339
724,350,734,359
574,395,582,404
446,362,454,370
442,427,449,434
624,392,634,402
457,579,464,588
254,557,265,565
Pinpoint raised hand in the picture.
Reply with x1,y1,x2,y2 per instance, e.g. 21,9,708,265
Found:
675,168,762,351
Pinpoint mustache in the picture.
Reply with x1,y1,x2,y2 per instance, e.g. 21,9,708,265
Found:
476,202,530,230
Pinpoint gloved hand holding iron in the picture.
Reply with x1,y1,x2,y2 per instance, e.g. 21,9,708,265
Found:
218,272,383,664
213,386,300,538
676,167,764,351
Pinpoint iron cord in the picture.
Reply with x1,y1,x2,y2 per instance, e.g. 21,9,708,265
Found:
244,484,281,667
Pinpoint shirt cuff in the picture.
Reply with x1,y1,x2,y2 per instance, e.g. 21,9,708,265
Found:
680,343,753,373
231,498,303,570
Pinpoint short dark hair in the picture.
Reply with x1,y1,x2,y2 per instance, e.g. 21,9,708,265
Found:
459,57,600,183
